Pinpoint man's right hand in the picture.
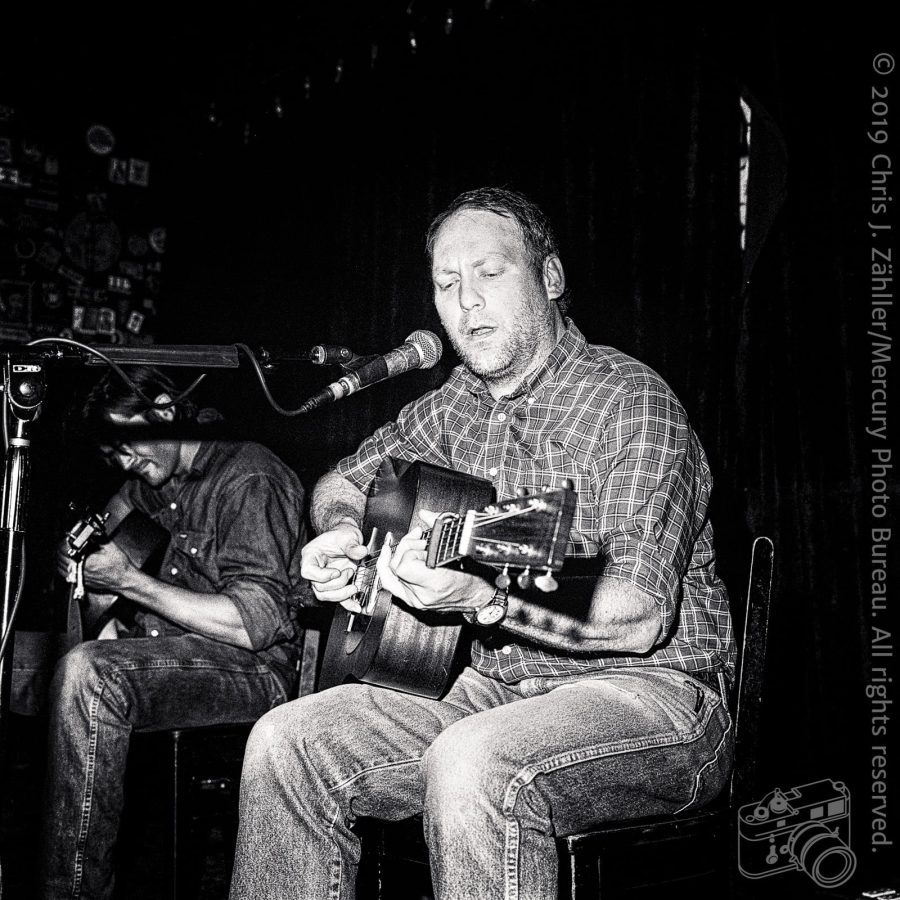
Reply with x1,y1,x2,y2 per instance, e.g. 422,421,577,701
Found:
300,524,369,612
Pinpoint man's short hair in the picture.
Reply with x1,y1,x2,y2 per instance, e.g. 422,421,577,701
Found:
82,365,198,438
425,186,570,311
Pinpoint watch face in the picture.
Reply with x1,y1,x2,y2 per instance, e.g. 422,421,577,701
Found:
475,602,506,626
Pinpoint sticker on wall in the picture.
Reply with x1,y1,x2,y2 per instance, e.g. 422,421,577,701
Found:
108,158,127,185
107,274,131,295
126,310,145,334
57,265,84,285
128,158,149,187
64,212,122,272
148,226,166,254
86,124,115,156
41,282,62,309
0,166,21,187
0,279,32,325
127,234,148,256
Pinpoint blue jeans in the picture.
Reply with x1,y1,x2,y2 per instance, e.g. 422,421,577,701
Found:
38,634,291,900
230,665,732,900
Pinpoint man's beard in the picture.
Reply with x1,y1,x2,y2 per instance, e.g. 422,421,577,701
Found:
449,297,558,388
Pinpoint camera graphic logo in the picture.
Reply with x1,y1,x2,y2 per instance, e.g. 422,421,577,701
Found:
738,778,857,888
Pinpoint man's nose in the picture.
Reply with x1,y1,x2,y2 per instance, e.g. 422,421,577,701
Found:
458,275,485,311
115,450,136,471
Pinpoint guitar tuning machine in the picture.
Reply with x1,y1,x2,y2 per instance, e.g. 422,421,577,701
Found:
517,567,532,590
494,565,511,590
534,568,558,593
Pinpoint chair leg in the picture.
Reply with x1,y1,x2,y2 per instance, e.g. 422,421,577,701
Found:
171,730,202,900
171,730,185,900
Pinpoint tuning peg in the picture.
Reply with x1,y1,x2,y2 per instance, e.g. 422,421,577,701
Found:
516,487,528,497
495,566,511,589
534,568,558,592
562,478,575,491
517,567,532,590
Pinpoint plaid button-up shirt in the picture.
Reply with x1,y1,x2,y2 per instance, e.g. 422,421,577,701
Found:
337,320,735,684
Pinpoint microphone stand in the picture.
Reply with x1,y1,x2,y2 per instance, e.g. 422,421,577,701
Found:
0,357,46,752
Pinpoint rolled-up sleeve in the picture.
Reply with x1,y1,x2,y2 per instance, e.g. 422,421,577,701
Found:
593,384,705,639
214,474,307,651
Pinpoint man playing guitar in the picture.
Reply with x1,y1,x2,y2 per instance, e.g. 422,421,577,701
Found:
230,188,735,900
39,366,308,900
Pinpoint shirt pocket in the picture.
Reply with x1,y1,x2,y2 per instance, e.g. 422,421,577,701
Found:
168,530,217,587
543,440,598,557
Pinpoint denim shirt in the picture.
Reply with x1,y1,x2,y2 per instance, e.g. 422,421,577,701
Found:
121,440,308,685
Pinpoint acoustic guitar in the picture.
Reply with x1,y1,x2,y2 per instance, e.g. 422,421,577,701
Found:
64,504,168,640
319,457,576,699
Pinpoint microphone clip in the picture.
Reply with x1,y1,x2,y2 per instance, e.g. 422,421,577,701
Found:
339,353,378,373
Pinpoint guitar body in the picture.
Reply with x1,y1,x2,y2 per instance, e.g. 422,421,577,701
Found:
110,509,170,570
319,458,495,699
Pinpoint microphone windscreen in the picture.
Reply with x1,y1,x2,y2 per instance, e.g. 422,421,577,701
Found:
406,330,443,369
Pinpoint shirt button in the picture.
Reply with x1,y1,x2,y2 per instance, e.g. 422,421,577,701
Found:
179,533,188,540
190,547,198,555
501,645,512,655
526,397,536,405
170,567,179,576
169,502,177,510
489,467,498,476
496,412,507,422
150,629,159,637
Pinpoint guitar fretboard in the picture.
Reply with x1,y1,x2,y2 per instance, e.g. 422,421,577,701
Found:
430,515,463,566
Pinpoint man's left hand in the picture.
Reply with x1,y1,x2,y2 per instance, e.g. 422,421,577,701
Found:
82,542,137,593
375,511,493,613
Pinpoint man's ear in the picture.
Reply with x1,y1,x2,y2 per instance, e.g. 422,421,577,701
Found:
151,393,176,422
543,256,566,301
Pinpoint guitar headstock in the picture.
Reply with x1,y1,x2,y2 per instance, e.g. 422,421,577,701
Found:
65,505,111,561
426,482,576,591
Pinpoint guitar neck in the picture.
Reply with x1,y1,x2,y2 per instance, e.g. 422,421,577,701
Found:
426,516,464,567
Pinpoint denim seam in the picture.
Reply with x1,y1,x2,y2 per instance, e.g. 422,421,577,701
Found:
327,801,345,900
672,700,732,815
72,666,122,899
499,715,706,818
89,658,274,674
328,756,422,793
504,817,520,900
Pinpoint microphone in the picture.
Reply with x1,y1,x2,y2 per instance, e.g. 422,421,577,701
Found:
308,344,357,365
299,330,442,412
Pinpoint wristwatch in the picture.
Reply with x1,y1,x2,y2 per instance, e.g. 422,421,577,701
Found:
467,585,509,627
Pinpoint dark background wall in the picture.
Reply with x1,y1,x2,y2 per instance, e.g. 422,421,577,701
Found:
1,4,896,893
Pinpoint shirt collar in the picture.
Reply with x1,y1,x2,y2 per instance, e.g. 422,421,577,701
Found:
460,318,586,403
182,440,214,479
